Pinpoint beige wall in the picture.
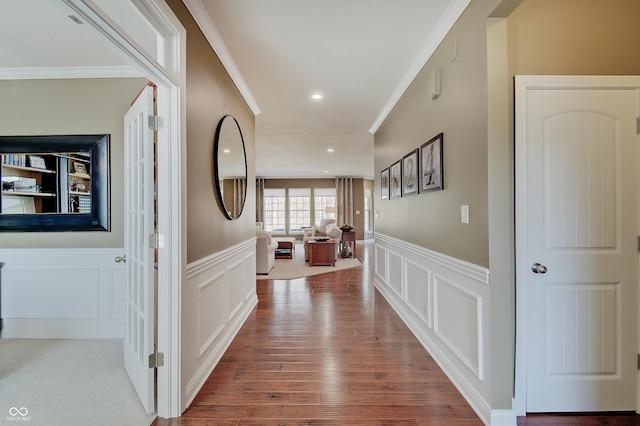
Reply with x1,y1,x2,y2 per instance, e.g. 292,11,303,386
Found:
508,0,640,75
0,78,148,248
167,1,256,264
375,0,496,268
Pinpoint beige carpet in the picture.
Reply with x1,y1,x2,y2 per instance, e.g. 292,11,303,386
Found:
258,243,361,280
0,338,156,426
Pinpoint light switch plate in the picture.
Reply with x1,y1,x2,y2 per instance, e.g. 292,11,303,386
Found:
461,205,469,224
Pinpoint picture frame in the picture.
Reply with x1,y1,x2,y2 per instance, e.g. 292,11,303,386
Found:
402,149,419,196
389,160,402,199
420,133,444,192
380,168,390,200
73,161,87,175
28,155,46,169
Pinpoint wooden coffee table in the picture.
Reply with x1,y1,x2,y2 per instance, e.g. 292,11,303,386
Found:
308,239,336,266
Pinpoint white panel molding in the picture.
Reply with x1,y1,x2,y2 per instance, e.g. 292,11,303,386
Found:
373,233,491,425
374,243,387,282
376,233,490,284
404,258,431,327
197,271,226,357
186,239,255,280
244,252,257,300
387,249,404,299
183,238,258,408
109,268,126,319
227,259,246,321
433,275,484,379
0,248,126,338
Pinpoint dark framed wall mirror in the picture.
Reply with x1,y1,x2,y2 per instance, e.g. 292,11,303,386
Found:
0,134,110,231
213,115,248,220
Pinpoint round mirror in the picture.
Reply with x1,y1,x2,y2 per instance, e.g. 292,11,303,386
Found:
213,115,247,220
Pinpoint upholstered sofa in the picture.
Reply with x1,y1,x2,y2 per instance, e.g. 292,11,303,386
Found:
256,229,278,274
303,219,342,261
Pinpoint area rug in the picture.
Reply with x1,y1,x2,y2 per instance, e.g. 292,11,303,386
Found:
258,243,361,280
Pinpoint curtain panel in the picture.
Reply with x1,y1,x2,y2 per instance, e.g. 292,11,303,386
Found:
255,178,265,223
335,177,353,227
233,178,247,219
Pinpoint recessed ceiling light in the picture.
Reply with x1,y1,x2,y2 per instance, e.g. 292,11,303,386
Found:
312,94,323,100
223,149,230,153
327,148,334,153
323,170,329,173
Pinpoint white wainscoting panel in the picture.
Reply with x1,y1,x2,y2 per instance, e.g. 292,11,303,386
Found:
197,271,226,357
434,275,483,379
375,244,387,280
404,259,431,328
0,248,126,338
373,233,492,425
387,249,404,298
183,238,258,408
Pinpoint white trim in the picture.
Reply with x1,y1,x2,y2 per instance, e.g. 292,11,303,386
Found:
0,66,141,80
182,0,261,116
513,75,640,416
369,0,471,134
375,233,489,284
56,0,187,418
490,409,517,426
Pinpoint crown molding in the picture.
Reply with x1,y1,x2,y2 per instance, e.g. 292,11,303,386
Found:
182,0,261,116
0,66,142,80
369,0,471,134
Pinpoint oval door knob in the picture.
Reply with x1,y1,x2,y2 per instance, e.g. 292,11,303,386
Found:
531,262,547,274
115,255,127,263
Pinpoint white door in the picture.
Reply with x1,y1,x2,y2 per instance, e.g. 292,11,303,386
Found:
517,76,639,412
123,85,156,414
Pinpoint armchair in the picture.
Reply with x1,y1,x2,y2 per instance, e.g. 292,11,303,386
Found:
256,229,277,274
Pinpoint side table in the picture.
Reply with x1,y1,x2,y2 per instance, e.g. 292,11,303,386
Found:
340,231,356,258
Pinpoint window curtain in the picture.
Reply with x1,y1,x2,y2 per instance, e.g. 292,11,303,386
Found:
255,178,265,223
233,178,247,218
335,177,353,226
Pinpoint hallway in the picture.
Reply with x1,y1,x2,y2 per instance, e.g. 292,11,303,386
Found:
157,240,483,424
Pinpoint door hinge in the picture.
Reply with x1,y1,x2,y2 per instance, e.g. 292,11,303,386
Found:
636,117,640,135
637,236,640,253
148,115,164,131
149,233,165,249
149,350,165,369
637,353,640,370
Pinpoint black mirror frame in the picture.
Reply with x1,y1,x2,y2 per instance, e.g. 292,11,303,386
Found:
0,134,110,232
213,115,248,220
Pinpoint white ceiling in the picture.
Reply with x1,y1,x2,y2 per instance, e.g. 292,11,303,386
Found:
1,0,469,180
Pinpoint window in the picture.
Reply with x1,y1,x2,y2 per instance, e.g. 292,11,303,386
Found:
264,188,285,233
364,188,372,233
288,188,310,234
314,188,336,226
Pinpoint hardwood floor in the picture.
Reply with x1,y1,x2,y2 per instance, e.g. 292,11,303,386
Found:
153,240,640,425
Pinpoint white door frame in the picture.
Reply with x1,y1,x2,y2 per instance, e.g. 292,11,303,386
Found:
514,75,640,415
59,0,186,418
